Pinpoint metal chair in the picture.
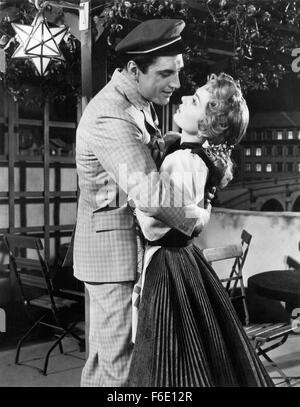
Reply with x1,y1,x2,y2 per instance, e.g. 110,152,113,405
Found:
0,240,10,333
201,230,297,387
286,255,300,270
202,229,252,325
3,233,85,375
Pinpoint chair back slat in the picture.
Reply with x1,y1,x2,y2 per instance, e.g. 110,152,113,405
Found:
220,276,240,282
286,255,300,270
241,229,252,245
4,234,43,250
14,257,43,270
202,244,243,263
19,273,48,289
3,233,54,308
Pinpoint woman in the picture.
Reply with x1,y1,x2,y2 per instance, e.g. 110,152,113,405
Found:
127,73,274,387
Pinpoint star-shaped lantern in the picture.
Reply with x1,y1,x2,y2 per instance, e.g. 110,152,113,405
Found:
11,12,68,75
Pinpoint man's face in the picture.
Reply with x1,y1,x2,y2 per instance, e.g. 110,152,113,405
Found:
137,55,184,105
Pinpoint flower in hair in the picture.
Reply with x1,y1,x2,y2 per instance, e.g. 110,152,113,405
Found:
205,142,234,159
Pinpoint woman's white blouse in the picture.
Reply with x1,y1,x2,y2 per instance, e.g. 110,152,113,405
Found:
135,148,210,241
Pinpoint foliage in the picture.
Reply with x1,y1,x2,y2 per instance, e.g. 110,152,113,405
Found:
100,0,300,97
0,0,300,103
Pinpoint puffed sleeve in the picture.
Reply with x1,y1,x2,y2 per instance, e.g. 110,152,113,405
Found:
160,149,208,207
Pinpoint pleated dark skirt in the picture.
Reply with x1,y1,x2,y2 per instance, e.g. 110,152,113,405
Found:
126,244,274,387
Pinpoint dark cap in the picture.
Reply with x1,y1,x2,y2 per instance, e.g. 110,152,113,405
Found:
115,19,186,55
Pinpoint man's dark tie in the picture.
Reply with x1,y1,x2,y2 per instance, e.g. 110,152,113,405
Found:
142,104,165,168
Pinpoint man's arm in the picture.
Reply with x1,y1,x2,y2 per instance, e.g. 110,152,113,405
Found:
79,112,198,236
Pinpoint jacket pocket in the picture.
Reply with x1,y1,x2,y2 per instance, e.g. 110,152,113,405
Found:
92,206,134,231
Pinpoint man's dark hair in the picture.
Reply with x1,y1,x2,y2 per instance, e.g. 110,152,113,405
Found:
118,53,159,73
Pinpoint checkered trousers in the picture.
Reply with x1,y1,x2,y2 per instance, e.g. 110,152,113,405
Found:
81,282,134,387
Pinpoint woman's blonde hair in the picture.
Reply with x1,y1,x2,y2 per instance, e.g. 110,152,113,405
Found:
199,73,249,188
199,73,249,146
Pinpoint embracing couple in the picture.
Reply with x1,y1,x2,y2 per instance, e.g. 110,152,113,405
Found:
73,18,273,387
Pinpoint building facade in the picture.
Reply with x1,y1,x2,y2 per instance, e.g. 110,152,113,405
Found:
217,111,300,211
239,111,300,181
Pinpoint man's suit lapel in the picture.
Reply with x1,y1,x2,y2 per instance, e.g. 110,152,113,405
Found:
125,105,151,144
125,104,165,163
142,104,157,131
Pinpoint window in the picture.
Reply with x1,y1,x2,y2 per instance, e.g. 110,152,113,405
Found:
245,163,251,172
287,146,294,156
286,163,293,172
49,127,75,157
245,148,251,156
18,125,43,157
255,147,262,156
257,132,262,141
297,163,300,172
277,162,283,172
287,130,294,140
265,146,272,156
255,163,262,172
276,146,283,156
298,131,300,140
244,132,251,141
266,163,272,172
266,130,273,141
276,131,283,140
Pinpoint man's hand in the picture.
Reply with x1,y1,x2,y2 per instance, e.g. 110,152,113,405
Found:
191,185,215,239
204,186,216,209
191,203,212,237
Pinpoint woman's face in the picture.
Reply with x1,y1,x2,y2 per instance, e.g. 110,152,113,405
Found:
173,83,213,134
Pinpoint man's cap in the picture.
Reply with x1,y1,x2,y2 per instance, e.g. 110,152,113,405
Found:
115,19,186,55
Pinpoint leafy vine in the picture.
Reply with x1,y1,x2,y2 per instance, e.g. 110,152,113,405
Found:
0,0,299,104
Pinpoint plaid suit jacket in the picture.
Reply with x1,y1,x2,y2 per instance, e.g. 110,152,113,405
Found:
74,69,197,282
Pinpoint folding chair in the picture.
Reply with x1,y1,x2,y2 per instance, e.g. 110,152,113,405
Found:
3,233,85,375
202,229,251,325
201,230,297,387
285,239,300,270
0,241,10,320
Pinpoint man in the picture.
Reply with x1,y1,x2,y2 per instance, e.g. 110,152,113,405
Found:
74,18,212,387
